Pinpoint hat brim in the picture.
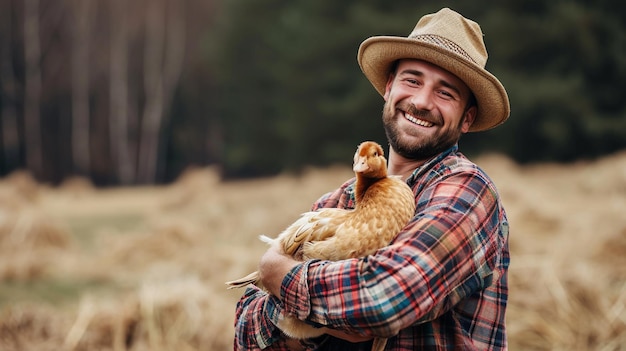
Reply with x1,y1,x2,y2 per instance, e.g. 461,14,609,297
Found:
358,36,510,132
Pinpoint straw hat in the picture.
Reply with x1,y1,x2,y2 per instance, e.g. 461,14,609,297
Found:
357,8,510,132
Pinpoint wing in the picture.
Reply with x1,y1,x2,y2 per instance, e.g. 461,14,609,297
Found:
301,176,416,261
278,208,351,259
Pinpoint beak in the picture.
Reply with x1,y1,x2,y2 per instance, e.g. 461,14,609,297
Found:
353,156,369,172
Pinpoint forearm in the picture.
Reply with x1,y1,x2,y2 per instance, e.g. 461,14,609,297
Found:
278,256,408,337
277,214,500,338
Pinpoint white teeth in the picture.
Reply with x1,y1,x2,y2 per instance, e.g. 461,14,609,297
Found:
404,113,434,127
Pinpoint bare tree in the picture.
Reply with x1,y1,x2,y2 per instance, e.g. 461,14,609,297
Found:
137,0,185,183
1,0,20,170
109,0,135,184
23,0,43,177
71,0,94,176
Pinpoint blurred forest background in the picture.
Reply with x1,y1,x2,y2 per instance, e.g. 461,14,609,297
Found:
0,0,625,185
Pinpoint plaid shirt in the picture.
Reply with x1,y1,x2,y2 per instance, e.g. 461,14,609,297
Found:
234,145,510,350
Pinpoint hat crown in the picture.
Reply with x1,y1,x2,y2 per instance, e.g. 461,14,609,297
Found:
408,8,487,68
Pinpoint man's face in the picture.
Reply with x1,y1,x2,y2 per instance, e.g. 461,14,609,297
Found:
382,59,476,161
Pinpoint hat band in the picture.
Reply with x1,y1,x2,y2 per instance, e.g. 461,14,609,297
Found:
408,34,476,64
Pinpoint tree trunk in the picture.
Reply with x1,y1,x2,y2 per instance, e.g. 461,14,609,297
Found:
137,0,185,184
0,0,20,171
109,0,134,184
23,0,43,178
136,0,164,184
71,0,93,176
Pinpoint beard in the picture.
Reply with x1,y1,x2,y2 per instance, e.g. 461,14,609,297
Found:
382,100,464,161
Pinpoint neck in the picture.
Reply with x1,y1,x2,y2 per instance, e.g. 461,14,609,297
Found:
354,175,377,203
387,147,427,181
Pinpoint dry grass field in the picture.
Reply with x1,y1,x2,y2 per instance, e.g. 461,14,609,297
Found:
0,152,625,351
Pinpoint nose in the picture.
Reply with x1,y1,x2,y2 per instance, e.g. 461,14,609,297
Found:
409,89,434,111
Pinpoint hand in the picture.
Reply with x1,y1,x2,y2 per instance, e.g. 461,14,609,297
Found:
322,327,373,343
265,236,286,255
258,242,299,297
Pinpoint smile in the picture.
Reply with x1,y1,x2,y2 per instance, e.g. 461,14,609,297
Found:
404,112,434,127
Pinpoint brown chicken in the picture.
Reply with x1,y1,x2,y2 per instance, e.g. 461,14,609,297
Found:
226,141,416,351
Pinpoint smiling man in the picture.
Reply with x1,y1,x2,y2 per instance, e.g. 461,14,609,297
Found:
234,8,511,351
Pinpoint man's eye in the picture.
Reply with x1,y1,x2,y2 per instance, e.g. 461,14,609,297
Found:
439,90,453,98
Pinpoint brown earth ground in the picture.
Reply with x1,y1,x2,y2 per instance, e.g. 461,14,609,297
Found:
0,151,625,350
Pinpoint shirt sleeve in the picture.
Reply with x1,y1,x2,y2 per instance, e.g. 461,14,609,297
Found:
233,271,327,350
233,286,287,350
279,171,503,338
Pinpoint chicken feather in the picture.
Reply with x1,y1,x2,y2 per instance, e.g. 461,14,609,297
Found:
226,141,416,351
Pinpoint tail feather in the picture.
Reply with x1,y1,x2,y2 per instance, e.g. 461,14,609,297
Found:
225,271,259,289
225,234,274,289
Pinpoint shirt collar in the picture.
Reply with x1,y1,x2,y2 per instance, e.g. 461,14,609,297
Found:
405,144,459,186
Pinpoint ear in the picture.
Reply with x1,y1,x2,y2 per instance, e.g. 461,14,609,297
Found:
460,106,477,133
383,73,395,101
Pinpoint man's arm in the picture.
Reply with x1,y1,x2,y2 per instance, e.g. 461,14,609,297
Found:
258,244,373,344
267,171,503,338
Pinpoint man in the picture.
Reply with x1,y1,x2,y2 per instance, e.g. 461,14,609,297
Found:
234,7,510,350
